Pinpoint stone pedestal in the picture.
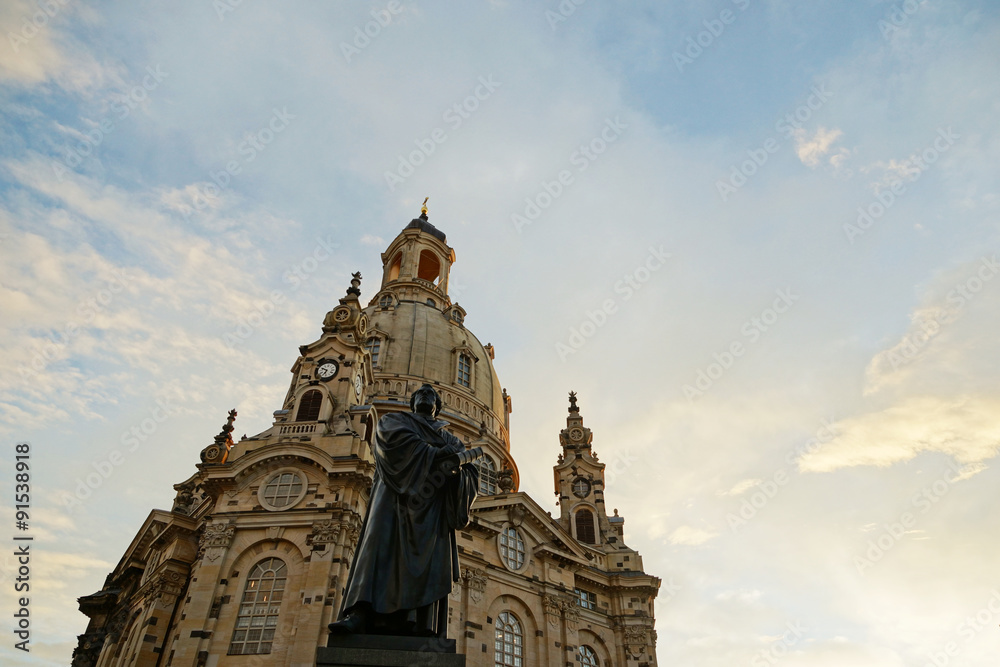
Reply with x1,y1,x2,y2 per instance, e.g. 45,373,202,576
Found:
318,634,466,667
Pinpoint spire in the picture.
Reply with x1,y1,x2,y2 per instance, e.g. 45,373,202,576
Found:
559,391,591,450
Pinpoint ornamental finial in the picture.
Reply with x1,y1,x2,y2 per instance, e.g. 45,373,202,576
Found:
568,391,579,413
347,271,362,297
420,197,429,219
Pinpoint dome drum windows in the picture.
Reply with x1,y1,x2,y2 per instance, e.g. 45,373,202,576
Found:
457,354,472,388
365,336,382,367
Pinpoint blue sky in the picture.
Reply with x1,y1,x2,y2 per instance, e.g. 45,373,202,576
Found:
1,1,999,665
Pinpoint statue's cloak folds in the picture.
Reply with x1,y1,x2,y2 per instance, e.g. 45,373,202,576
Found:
340,411,479,615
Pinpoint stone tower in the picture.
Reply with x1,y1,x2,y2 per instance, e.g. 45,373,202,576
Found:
74,210,659,667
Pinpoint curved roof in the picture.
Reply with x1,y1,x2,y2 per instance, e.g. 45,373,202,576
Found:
363,298,507,444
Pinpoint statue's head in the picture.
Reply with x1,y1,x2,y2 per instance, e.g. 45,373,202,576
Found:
410,383,442,418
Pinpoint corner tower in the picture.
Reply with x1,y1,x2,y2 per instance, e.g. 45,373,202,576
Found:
555,392,644,574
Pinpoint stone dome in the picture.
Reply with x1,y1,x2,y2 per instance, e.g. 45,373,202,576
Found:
359,216,514,478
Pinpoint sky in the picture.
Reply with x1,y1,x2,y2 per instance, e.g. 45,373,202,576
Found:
0,1,999,665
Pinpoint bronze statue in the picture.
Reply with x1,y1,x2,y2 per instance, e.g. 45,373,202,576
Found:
329,384,480,638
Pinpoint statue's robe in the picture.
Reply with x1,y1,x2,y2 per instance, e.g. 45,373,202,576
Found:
340,411,479,618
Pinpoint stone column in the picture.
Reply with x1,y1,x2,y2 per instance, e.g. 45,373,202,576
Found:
169,521,235,667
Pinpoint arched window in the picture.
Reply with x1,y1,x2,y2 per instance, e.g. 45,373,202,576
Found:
229,558,286,655
295,390,323,421
378,294,394,308
494,611,523,667
499,526,525,571
457,354,471,388
388,253,402,281
575,508,596,544
366,336,381,366
580,645,599,667
475,456,497,495
417,249,440,283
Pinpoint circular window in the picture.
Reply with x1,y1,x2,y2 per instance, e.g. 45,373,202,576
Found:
258,470,307,511
498,525,526,572
572,477,591,498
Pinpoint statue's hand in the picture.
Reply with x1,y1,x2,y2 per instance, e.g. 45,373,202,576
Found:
435,452,461,476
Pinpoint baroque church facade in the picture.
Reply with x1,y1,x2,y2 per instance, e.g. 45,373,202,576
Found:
73,212,661,667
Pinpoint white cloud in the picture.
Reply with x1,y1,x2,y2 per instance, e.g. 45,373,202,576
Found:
719,478,762,496
798,395,1000,472
0,0,121,93
793,126,844,167
669,525,718,546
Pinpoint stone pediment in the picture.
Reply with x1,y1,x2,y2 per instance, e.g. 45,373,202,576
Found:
108,510,198,579
470,492,591,562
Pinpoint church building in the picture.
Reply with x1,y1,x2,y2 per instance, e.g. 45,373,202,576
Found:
73,210,661,667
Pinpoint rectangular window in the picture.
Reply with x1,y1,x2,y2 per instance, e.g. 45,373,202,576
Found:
457,354,471,387
366,337,381,366
575,588,596,610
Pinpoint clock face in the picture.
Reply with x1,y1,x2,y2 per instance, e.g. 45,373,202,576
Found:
354,374,363,397
572,478,591,498
316,360,339,380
